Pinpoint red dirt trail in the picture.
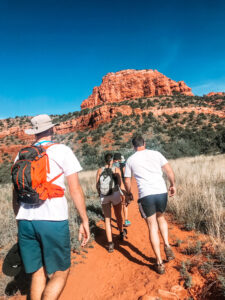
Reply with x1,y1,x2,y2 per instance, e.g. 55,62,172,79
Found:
8,183,210,300
60,183,207,300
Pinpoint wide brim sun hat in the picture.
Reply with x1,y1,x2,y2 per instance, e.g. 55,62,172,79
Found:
2,243,22,277
25,114,58,135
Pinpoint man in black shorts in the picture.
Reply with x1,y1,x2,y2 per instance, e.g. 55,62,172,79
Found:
124,135,176,274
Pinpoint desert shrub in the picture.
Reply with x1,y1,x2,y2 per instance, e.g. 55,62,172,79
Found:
130,102,139,109
76,131,86,140
79,145,101,169
188,111,195,120
172,113,180,119
79,108,91,116
147,99,154,107
0,163,12,184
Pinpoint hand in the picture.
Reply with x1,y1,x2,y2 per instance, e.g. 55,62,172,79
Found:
125,193,133,206
168,185,176,197
79,220,90,247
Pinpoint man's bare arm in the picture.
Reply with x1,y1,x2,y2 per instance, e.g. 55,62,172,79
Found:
67,173,90,246
124,177,132,194
162,163,176,197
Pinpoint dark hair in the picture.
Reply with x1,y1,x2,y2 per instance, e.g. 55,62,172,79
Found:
132,135,145,148
35,127,54,139
113,152,121,160
104,153,113,164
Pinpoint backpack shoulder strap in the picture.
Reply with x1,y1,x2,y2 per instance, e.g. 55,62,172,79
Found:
43,143,58,150
49,172,63,184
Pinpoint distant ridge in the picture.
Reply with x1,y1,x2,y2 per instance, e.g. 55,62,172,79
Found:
206,92,225,97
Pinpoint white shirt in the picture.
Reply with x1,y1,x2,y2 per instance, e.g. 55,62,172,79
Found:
124,149,168,199
16,142,82,221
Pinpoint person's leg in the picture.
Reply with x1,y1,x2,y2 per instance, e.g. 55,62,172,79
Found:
156,212,169,247
32,220,71,299
102,203,112,242
113,202,123,232
121,196,127,220
18,221,45,299
124,205,128,221
146,214,163,264
157,212,174,261
30,267,47,300
41,269,70,300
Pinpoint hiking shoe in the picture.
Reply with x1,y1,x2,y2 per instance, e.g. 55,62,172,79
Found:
164,245,175,261
124,220,131,227
155,263,165,275
108,242,114,253
119,229,127,241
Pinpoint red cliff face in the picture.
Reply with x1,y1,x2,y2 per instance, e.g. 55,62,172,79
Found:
81,69,193,109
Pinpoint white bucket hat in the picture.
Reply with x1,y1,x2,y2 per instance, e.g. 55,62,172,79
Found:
25,114,57,135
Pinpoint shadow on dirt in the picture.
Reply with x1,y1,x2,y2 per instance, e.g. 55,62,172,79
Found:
93,224,157,271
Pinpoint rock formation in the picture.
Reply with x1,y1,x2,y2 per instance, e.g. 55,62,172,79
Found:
81,69,193,109
206,92,225,97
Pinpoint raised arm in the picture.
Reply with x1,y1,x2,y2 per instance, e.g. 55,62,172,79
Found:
162,163,176,197
67,173,90,246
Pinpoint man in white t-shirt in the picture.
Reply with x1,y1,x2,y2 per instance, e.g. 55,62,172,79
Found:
124,135,176,275
12,114,90,300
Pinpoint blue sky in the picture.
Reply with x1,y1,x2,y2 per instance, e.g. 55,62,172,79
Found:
0,0,225,118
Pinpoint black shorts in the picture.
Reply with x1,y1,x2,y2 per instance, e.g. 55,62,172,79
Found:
138,193,168,218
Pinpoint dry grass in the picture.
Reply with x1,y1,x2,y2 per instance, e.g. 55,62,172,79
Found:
0,184,17,250
167,154,225,240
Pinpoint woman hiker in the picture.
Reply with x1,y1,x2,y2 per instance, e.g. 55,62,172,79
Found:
113,152,132,227
96,153,126,253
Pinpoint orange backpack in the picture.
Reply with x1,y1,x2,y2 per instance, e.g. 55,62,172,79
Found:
11,144,64,206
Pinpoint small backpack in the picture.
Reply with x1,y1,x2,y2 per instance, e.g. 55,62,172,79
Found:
11,144,64,206
99,167,117,196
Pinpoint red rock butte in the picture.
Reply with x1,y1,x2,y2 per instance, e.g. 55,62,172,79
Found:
81,69,194,109
206,92,225,97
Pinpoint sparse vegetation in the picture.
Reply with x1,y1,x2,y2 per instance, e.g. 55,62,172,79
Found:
167,155,225,240
0,155,224,298
179,261,192,288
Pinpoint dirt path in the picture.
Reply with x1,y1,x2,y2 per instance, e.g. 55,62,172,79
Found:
59,184,206,300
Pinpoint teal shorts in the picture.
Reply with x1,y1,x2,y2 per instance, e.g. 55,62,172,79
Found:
18,220,71,274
